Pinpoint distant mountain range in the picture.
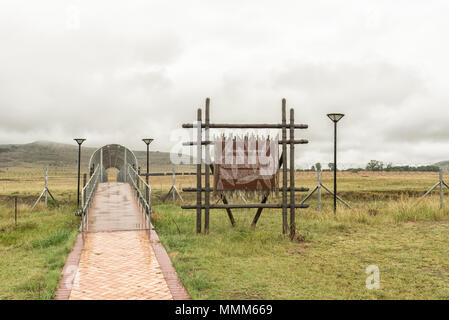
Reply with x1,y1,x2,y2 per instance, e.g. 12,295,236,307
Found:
0,140,447,172
0,141,193,171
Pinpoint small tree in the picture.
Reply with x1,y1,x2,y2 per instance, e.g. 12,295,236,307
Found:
366,160,384,171
328,162,334,171
315,162,322,171
311,165,316,171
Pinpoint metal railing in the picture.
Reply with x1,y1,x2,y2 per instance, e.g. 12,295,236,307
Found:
127,163,152,229
81,164,100,232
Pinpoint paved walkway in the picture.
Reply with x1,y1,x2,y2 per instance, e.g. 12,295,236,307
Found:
62,182,177,300
69,231,172,300
87,182,147,232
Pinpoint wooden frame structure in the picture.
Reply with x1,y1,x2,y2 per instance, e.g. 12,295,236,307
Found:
181,98,310,239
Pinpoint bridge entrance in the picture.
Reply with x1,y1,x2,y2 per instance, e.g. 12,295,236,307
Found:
88,144,138,182
105,168,120,182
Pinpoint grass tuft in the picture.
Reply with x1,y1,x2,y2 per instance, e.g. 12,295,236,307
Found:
31,230,71,249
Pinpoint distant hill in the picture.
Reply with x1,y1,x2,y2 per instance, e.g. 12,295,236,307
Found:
433,161,449,170
0,141,194,172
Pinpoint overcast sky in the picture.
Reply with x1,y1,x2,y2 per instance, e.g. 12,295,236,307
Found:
1,0,448,168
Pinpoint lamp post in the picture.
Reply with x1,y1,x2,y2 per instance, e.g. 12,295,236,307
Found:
327,113,344,214
142,139,154,208
74,138,86,208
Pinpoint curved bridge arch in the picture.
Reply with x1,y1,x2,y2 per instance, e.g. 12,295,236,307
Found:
88,144,138,182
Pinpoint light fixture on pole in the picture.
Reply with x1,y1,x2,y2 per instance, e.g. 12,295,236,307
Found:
142,138,154,211
327,113,344,214
74,138,86,208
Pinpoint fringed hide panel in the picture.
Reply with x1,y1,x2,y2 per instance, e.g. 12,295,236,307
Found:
214,135,279,198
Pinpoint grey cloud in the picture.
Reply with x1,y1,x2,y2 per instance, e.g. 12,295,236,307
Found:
382,101,449,144
1,0,448,168
0,6,183,139
273,62,423,109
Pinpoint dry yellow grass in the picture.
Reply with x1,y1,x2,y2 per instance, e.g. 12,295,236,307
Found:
1,166,449,299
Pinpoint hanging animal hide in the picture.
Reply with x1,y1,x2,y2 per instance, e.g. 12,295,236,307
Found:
214,135,279,198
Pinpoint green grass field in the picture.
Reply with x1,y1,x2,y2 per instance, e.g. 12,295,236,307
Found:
0,166,80,299
1,166,449,299
151,170,449,300
0,203,79,299
153,200,449,299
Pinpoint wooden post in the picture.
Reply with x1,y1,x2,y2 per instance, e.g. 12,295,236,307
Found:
14,196,18,226
251,194,269,228
289,108,296,239
281,99,288,234
196,108,202,234
204,98,210,234
209,164,235,226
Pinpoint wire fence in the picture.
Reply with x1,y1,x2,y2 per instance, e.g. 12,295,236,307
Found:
127,164,152,229
80,164,100,231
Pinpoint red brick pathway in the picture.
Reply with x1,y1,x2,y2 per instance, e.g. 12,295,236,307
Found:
69,230,172,300
55,182,189,300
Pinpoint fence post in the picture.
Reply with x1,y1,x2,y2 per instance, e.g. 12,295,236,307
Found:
45,165,48,206
318,169,322,211
440,170,444,209
172,166,176,203
14,196,18,226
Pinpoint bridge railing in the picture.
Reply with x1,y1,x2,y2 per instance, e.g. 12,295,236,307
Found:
81,164,100,232
126,164,152,229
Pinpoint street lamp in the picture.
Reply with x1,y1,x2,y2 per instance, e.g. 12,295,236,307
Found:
142,139,154,208
327,113,344,214
74,138,86,208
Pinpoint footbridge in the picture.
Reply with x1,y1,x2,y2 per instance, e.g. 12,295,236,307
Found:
57,144,188,300
81,144,151,232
